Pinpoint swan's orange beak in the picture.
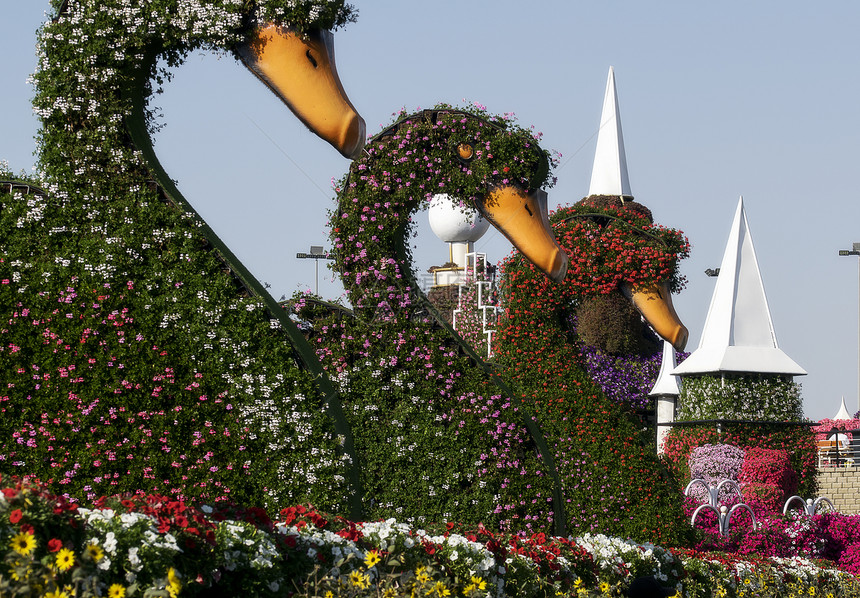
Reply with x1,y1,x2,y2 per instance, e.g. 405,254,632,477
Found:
621,280,688,351
476,187,568,283
237,26,366,159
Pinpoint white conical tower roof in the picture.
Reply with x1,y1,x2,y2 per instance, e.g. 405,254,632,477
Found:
588,66,632,199
649,341,681,396
673,197,806,376
834,396,853,420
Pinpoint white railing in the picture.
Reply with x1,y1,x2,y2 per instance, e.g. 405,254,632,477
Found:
817,435,860,468
452,252,498,359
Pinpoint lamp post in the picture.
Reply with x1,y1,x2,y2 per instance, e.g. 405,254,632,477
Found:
838,242,860,414
296,245,334,296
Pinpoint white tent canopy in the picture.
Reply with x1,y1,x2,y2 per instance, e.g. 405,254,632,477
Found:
834,396,854,420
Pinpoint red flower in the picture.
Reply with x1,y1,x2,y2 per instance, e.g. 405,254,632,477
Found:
48,538,63,553
9,509,23,524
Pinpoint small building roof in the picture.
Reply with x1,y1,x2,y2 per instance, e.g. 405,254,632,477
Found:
587,66,632,199
673,197,806,377
649,340,681,396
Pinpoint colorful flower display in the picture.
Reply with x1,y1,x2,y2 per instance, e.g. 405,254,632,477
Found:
492,198,693,545
2,476,859,598
1,1,361,513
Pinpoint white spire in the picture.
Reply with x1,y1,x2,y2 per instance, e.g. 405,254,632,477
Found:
673,197,806,376
650,340,681,396
588,66,632,199
834,396,853,420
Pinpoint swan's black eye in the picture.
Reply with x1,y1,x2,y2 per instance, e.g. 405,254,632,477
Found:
306,50,318,68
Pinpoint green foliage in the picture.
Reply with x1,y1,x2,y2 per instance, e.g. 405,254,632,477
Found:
575,293,658,356
677,375,804,421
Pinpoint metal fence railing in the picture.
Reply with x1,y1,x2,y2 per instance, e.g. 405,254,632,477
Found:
817,429,860,468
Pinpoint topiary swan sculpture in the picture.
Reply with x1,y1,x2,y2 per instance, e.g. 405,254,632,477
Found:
0,0,368,515
492,195,694,544
291,106,573,532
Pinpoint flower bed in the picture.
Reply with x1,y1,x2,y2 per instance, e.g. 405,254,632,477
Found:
3,477,859,597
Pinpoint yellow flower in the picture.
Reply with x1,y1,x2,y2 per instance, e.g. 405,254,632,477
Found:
85,542,104,563
469,576,486,591
415,567,430,585
383,589,396,598
364,549,381,568
324,592,333,598
167,567,182,598
349,570,369,589
574,578,583,588
44,591,69,598
599,581,611,594
431,581,451,596
55,548,75,572
9,532,36,557
108,583,126,598
808,588,816,596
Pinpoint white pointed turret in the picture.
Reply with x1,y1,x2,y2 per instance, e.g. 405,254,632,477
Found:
650,341,681,397
588,66,632,199
834,396,854,420
651,341,681,454
673,197,806,376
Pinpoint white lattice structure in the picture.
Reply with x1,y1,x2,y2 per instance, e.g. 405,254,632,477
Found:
452,251,499,358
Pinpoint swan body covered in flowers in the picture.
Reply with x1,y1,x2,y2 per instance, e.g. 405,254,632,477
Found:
292,106,572,532
492,195,694,543
0,0,368,514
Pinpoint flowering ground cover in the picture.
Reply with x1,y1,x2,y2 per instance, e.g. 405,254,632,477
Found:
2,476,859,598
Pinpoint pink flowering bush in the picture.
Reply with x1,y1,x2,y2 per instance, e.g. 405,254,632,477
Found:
738,447,798,510
813,418,860,442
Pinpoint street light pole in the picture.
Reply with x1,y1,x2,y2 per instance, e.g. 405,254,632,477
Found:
838,242,860,415
296,245,335,296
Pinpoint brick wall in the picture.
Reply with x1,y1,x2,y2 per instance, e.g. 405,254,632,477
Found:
817,468,860,514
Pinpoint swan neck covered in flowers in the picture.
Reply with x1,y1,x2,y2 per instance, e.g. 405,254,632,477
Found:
333,106,567,300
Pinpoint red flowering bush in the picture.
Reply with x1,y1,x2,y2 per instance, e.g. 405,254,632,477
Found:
662,424,816,498
740,482,785,513
738,447,798,509
838,541,860,575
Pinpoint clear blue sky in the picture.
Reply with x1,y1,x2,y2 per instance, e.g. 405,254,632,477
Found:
3,1,860,421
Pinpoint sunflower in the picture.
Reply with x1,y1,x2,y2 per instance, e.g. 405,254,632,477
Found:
55,548,75,572
9,532,36,557
108,583,126,598
363,549,381,568
84,543,104,563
